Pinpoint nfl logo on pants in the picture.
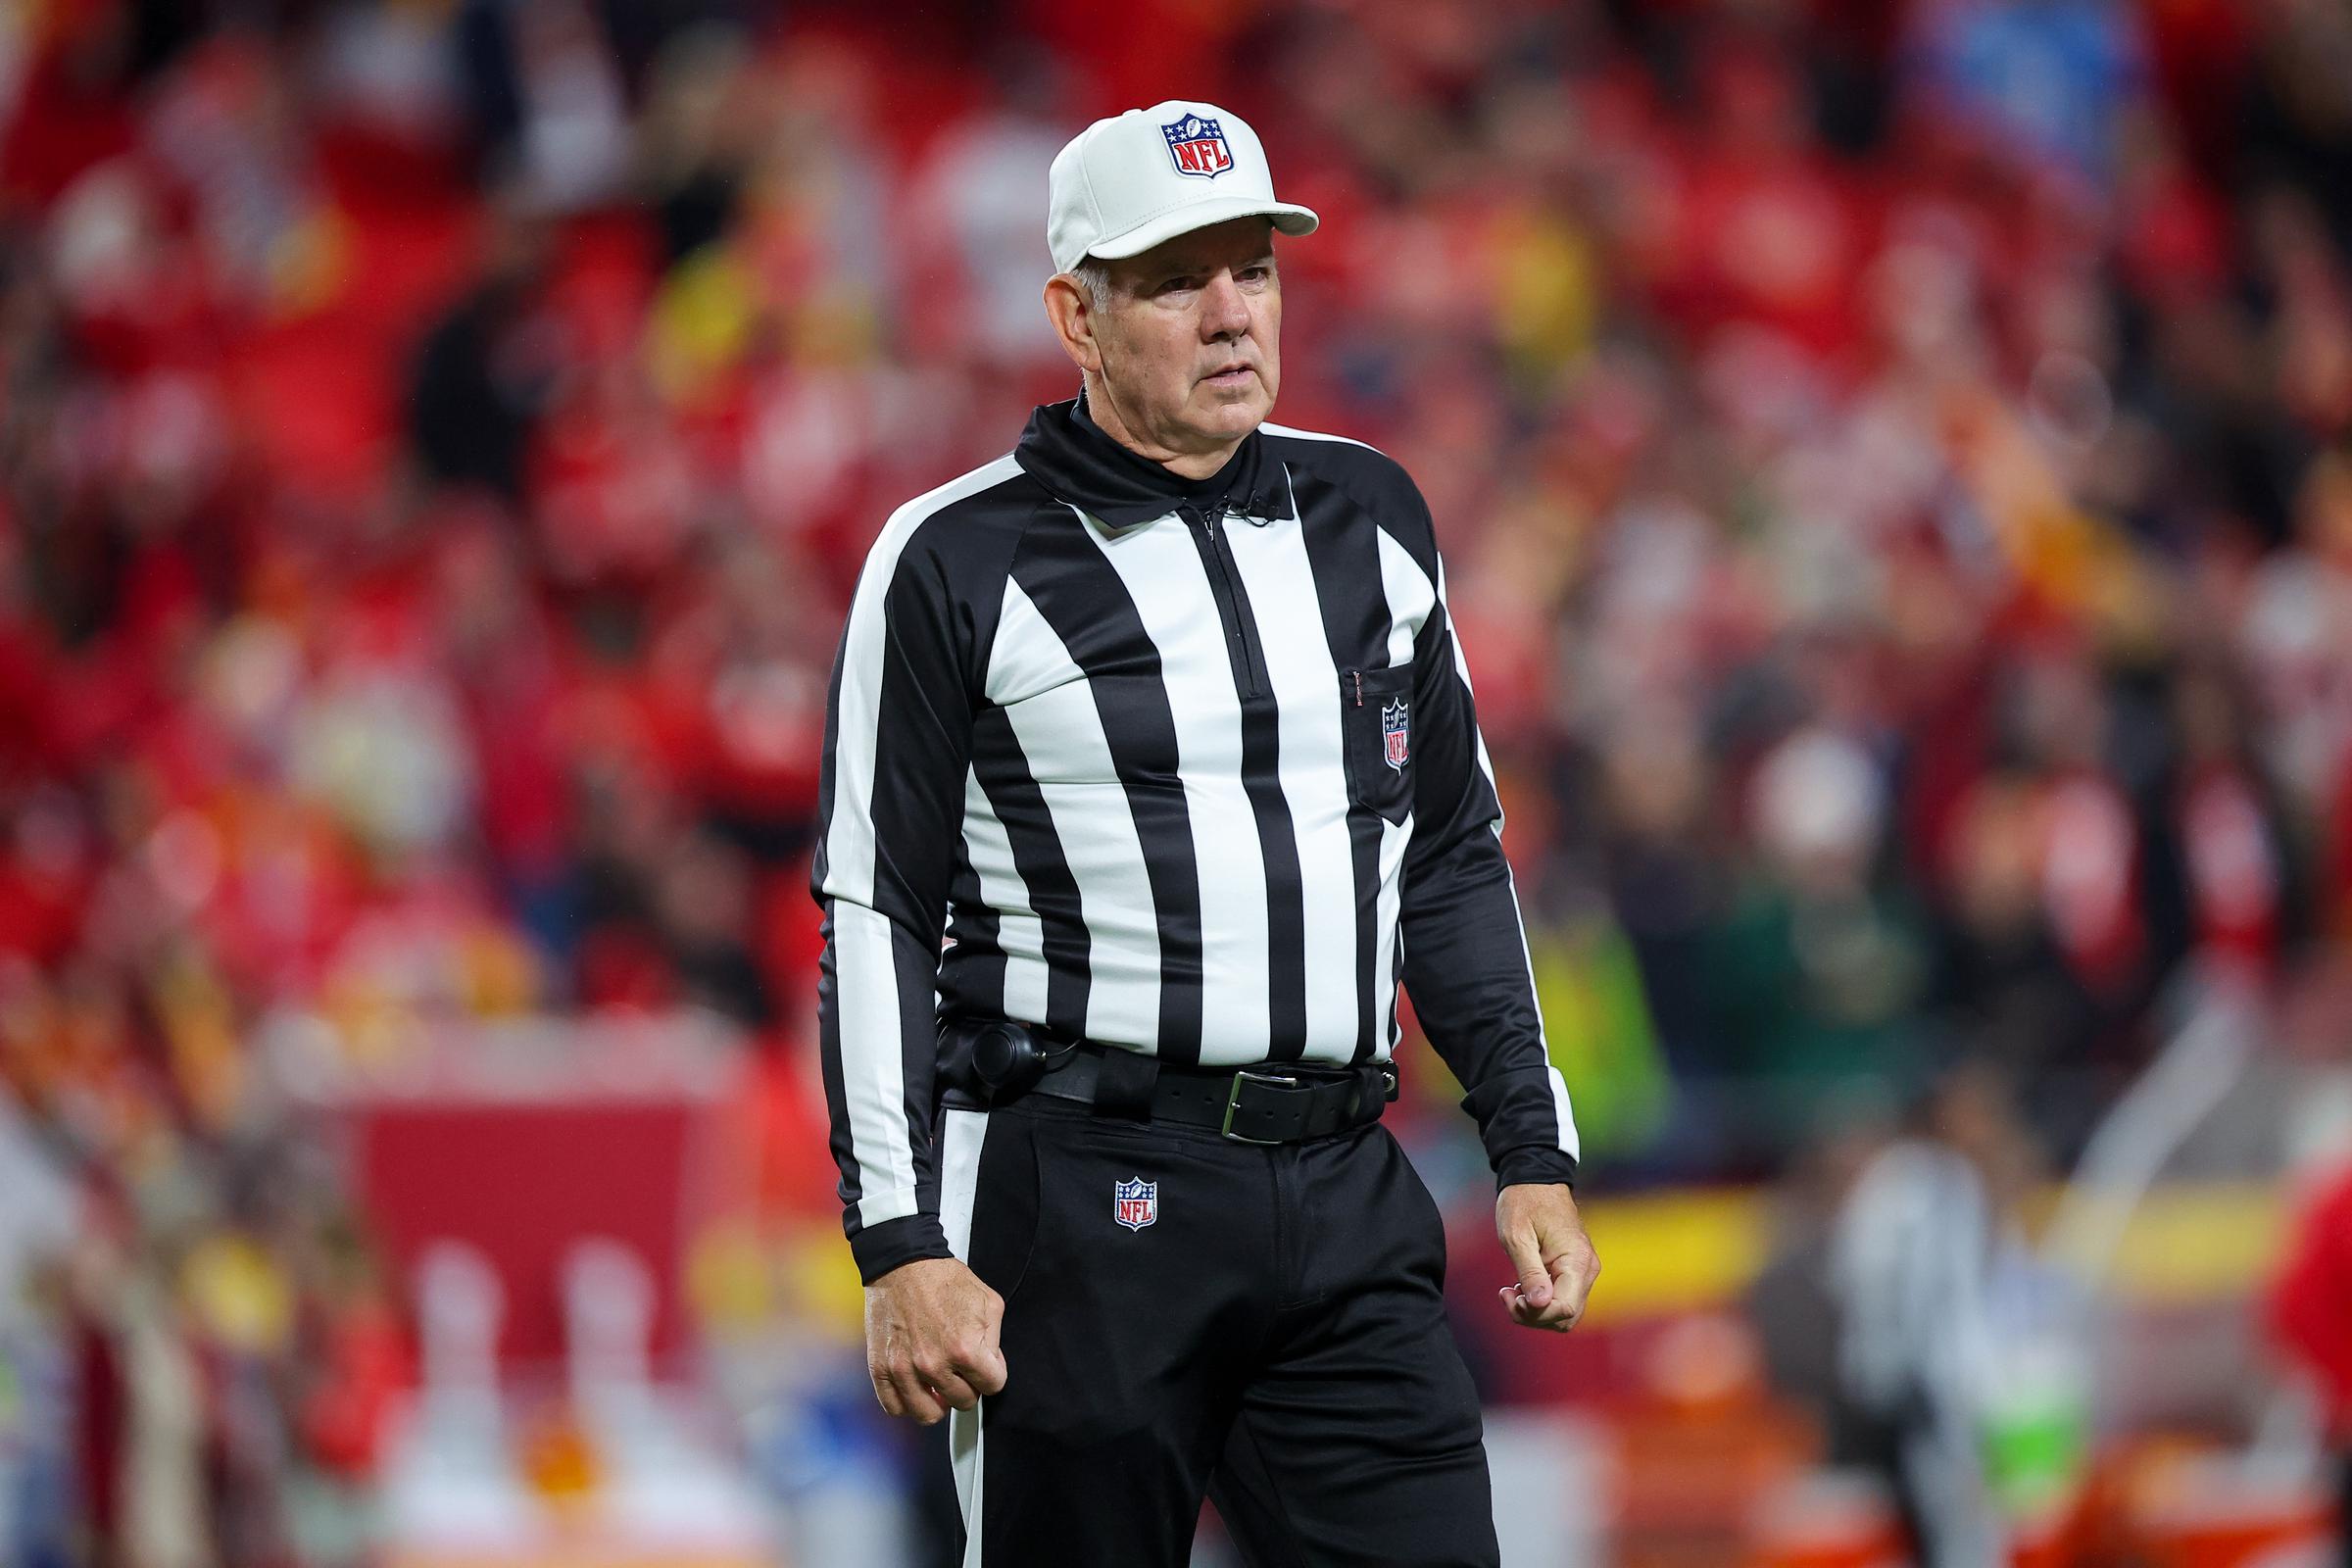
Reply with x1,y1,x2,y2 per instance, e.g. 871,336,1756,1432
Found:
1114,1177,1157,1231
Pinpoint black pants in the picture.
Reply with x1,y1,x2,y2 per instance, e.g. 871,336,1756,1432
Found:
938,1094,1499,1567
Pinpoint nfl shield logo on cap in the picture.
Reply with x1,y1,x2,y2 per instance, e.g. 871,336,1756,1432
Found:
1161,113,1234,179
1114,1177,1158,1231
1047,100,1318,273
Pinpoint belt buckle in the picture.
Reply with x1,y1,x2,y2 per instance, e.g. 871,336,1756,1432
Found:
1220,1069,1299,1144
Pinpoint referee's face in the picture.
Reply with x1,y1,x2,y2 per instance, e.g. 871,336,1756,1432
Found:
1059,217,1282,478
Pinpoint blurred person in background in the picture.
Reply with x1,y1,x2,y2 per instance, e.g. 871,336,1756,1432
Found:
1828,1061,2063,1566
0,1078,80,1568
407,202,559,506
1708,722,1931,1155
1747,1094,1894,1459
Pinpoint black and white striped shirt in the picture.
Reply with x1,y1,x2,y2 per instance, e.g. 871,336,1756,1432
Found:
814,396,1580,1281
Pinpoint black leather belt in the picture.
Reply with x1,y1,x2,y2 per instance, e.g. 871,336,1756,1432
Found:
1033,1047,1396,1143
944,1023,1396,1146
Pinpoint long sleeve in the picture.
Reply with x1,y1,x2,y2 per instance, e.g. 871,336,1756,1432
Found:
1397,554,1581,1191
812,502,985,1284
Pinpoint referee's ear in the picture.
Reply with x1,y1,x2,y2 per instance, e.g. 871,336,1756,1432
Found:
1044,271,1105,376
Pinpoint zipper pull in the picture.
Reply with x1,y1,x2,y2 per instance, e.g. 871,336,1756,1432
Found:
1353,671,1363,707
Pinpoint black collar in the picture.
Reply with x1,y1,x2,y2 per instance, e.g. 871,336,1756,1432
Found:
1015,393,1296,529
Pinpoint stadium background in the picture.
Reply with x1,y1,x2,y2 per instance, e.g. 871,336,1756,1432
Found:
2,0,2350,1562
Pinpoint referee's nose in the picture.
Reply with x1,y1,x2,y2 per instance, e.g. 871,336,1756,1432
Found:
1200,269,1252,343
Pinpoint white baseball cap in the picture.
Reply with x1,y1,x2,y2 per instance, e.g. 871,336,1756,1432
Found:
1047,100,1319,275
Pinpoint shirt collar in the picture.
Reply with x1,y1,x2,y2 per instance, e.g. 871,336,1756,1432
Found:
1015,392,1297,529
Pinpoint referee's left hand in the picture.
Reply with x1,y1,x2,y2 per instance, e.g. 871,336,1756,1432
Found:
1494,1184,1599,1332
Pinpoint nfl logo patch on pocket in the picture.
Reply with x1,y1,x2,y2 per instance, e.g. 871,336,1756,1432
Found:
1382,698,1409,770
1114,1177,1157,1231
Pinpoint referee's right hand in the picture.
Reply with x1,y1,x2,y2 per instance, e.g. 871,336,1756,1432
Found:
863,1257,1009,1424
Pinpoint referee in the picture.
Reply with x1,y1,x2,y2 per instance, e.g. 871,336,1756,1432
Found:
814,99,1598,1565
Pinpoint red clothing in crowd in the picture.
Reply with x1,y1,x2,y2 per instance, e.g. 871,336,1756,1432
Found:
2271,1161,2352,1441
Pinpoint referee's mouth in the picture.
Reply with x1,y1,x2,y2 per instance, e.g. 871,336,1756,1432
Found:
1201,360,1257,389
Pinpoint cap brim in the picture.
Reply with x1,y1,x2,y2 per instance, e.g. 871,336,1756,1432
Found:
1084,198,1319,263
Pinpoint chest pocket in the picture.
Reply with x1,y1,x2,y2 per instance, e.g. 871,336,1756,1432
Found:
1340,665,1416,826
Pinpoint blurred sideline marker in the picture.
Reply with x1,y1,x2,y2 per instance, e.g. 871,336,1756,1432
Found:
563,1238,771,1545
380,1241,534,1546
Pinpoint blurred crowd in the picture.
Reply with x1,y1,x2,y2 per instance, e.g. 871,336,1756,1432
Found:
4,0,2352,1559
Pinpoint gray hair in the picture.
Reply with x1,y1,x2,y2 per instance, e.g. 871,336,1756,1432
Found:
1068,257,1116,310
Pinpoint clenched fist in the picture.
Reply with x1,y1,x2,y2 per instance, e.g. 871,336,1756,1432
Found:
863,1256,1009,1424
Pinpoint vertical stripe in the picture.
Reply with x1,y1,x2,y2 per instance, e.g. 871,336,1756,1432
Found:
1343,812,1383,1061
1219,505,1357,1063
992,577,1168,1050
952,1404,986,1567
945,844,1006,1018
814,918,857,1216
970,707,1093,1039
1080,511,1280,1058
1165,514,1307,1058
1370,524,1437,1062
1291,470,1397,1062
1377,855,1406,1054
835,902,917,1226
1437,559,1505,821
956,765,1054,1026
811,617,845,897
1547,1064,1582,1161
1374,526,1438,666
940,1108,989,1259
941,1108,989,1565
1010,520,1207,1063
